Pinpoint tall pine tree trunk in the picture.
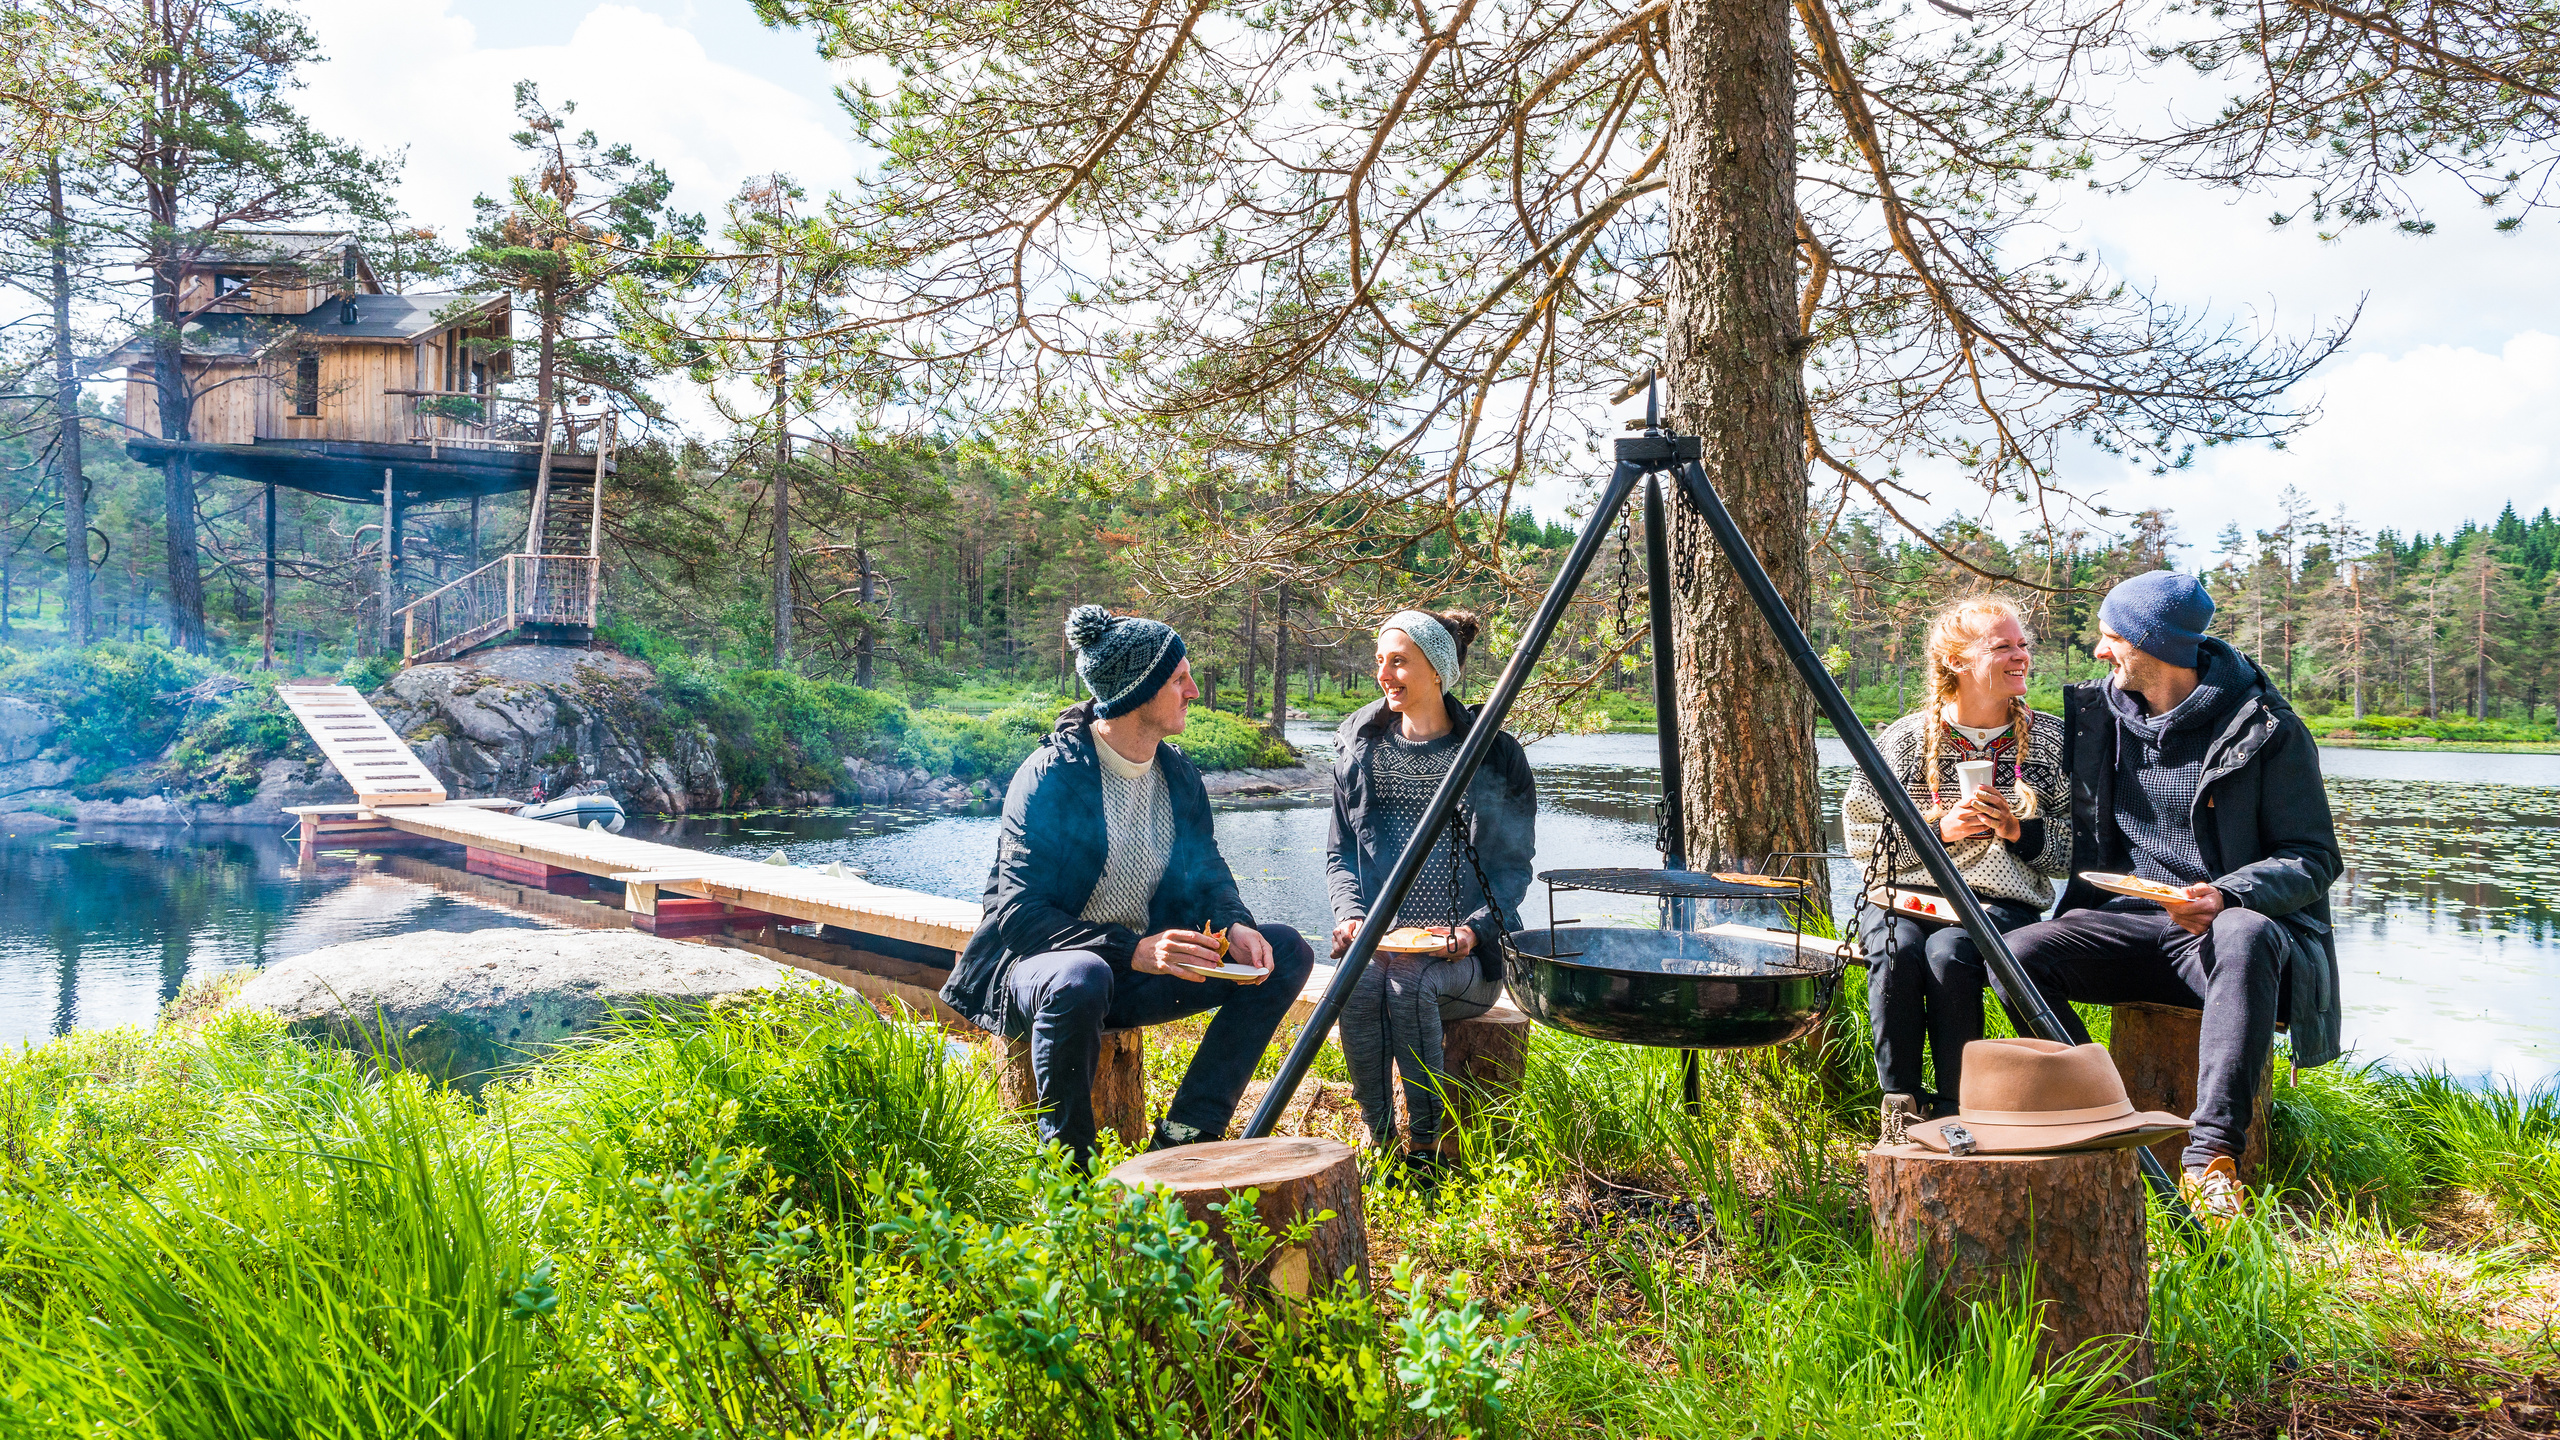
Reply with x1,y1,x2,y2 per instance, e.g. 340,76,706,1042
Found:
1659,0,1820,870
1269,583,1290,731
148,250,207,653
47,161,89,645
771,345,793,666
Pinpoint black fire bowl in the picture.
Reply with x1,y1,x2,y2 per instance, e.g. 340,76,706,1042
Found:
1503,925,1844,1050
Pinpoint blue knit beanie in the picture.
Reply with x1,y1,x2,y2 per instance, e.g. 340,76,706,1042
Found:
2099,571,2215,669
1065,605,1188,718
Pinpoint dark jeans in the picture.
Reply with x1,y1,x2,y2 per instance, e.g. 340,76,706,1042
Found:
1995,900,2285,1168
1858,896,2043,1110
1004,925,1315,1163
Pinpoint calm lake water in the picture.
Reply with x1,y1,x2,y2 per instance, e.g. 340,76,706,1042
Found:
7,729,2557,1083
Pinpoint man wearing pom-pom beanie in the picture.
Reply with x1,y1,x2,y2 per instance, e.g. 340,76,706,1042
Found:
1991,571,2341,1218
943,604,1316,1164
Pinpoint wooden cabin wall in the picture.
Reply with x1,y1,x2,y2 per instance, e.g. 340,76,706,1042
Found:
178,271,339,317
122,365,263,445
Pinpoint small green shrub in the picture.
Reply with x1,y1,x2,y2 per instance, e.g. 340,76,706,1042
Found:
0,641,215,764
1174,705,1298,770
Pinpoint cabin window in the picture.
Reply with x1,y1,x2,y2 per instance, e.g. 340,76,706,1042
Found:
293,351,320,416
213,273,251,298
471,360,487,396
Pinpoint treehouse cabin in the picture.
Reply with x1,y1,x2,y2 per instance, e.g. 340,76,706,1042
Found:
109,231,612,664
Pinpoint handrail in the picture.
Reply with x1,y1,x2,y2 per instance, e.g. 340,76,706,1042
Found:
395,551,600,663
399,552,512,618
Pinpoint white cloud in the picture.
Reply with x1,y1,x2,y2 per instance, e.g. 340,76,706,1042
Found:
296,0,855,235
2073,332,2560,548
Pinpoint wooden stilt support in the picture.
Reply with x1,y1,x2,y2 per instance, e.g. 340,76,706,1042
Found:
1107,1137,1367,1299
998,1029,1148,1148
1866,1143,2153,1389
2109,1003,2271,1186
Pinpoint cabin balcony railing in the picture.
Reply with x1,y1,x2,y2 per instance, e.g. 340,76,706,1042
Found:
396,552,599,665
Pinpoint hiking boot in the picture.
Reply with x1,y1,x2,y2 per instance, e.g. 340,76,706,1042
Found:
1398,1149,1451,1194
1146,1119,1213,1153
1880,1092,1924,1145
2183,1154,2248,1220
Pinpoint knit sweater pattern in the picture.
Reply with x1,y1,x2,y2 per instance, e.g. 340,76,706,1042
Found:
1841,708,2073,908
1367,729,1466,927
1080,751,1174,934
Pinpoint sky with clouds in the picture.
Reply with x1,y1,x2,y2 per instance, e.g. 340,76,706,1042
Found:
288,0,2559,559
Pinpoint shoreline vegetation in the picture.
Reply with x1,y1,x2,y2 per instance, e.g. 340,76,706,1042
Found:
0,634,2544,831
2,979,2555,1436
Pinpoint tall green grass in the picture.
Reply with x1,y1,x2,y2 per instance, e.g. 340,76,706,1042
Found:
1,1067,539,1439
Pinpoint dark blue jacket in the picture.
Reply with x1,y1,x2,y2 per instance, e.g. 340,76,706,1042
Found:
1325,695,1536,986
2057,639,2346,1067
941,702,1255,1034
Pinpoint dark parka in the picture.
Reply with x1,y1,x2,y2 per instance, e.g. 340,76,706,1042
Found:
1325,695,1537,986
2056,639,2347,1068
941,702,1256,1035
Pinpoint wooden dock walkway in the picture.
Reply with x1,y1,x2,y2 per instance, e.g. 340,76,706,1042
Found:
357,800,982,951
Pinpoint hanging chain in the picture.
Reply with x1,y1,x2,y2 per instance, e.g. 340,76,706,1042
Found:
1613,510,1637,637
1450,795,1514,965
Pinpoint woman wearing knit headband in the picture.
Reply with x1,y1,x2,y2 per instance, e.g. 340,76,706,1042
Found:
1325,607,1536,1176
1840,593,2070,1135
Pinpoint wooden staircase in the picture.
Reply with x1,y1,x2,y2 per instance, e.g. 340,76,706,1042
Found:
395,414,612,665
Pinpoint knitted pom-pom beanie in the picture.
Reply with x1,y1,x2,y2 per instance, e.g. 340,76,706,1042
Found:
1065,604,1189,718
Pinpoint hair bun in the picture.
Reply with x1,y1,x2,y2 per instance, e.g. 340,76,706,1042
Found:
1432,608,1480,658
1065,604,1117,651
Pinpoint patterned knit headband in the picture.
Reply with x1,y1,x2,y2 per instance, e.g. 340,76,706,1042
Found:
1381,610,1461,690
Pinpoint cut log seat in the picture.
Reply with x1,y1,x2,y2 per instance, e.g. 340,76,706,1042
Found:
1867,1143,2153,1394
1107,1137,1367,1299
996,1028,1148,1148
2108,1002,2273,1186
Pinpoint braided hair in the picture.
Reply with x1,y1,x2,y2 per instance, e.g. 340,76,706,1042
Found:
1913,593,2042,824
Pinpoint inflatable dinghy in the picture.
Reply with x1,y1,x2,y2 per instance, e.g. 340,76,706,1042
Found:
523,793,626,833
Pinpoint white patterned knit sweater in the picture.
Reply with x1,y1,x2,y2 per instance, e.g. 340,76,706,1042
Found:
1081,738,1175,933
1840,709,2072,909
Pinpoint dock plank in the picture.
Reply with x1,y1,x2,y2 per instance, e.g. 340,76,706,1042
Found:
373,802,979,950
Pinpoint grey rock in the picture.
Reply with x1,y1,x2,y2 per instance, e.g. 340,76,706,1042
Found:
373,644,726,814
1201,765,1323,797
229,927,841,1085
0,698,57,763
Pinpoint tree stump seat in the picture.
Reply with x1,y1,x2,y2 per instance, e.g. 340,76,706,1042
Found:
995,1028,1148,1148
2107,1002,2273,1185
1106,1137,1367,1298
1866,1143,2153,1392
1426,1001,1532,1152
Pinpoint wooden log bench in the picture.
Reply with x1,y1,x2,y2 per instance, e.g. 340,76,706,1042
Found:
995,1028,1150,1148
1867,1143,2153,1391
1107,1137,1367,1299
1427,1003,1532,1153
2108,1002,2274,1186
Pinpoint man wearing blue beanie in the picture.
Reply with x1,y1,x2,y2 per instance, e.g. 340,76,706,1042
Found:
942,605,1316,1165
1989,571,2342,1219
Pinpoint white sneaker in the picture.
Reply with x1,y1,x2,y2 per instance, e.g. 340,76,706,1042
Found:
2182,1154,2247,1219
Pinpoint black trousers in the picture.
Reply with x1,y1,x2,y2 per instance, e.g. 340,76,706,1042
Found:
1003,925,1316,1164
1858,896,2044,1110
1995,899,2285,1168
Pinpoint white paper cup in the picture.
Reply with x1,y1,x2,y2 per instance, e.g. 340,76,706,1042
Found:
1956,759,1997,796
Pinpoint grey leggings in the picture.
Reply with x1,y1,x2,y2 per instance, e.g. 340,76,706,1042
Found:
1340,951,1503,1148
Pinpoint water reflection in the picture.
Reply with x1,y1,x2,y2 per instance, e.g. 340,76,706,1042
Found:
0,830,555,1045
5,729,2555,1080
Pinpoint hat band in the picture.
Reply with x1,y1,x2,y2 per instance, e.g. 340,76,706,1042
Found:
1955,1098,2136,1126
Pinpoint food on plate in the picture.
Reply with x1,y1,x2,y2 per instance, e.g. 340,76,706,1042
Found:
2078,872,2194,903
1379,925,1456,952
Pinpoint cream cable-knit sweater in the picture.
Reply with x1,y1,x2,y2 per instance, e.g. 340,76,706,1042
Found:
1841,708,2072,910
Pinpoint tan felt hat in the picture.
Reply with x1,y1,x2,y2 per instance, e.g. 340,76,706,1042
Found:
1906,1038,2191,1156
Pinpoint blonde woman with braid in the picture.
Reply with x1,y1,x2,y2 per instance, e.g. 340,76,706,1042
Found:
1841,594,2071,1133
